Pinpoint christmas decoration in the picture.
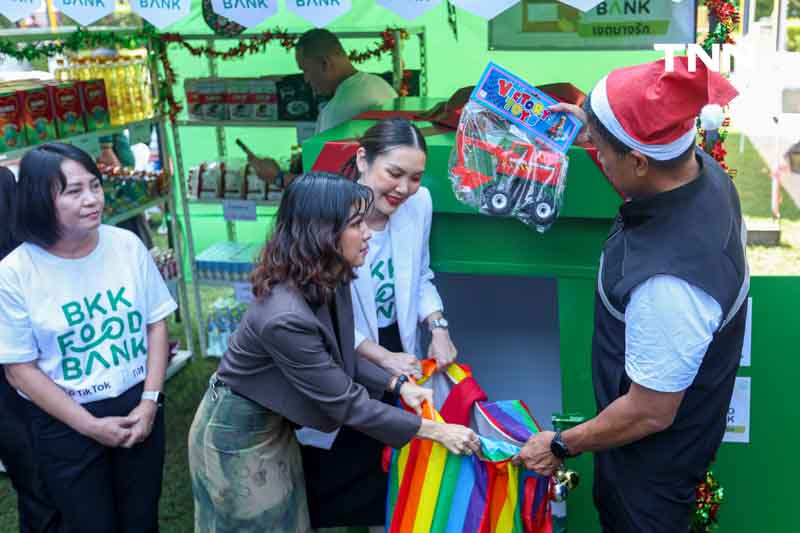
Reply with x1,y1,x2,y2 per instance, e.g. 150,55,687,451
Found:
0,26,410,124
698,0,740,173
690,470,724,533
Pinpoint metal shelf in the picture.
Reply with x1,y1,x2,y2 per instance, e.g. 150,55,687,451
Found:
189,197,281,207
104,195,170,226
176,119,314,129
0,116,162,162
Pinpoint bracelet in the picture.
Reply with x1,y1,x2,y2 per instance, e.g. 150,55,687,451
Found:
392,374,409,396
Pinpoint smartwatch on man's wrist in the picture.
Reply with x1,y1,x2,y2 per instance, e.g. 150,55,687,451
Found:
550,431,576,460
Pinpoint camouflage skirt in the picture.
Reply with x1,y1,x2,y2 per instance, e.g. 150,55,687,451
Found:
188,374,311,533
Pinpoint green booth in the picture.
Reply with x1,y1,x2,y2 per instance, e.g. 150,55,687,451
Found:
301,97,800,533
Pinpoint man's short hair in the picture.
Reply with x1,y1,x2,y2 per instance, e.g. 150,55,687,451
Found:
296,28,346,60
582,93,695,170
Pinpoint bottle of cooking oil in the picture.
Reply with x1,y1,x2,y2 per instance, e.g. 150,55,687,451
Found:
73,57,91,81
121,56,144,121
54,58,70,82
136,53,155,118
107,58,129,125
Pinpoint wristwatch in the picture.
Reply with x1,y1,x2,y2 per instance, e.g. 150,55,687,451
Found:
392,374,409,396
141,390,164,407
550,431,575,460
428,317,449,331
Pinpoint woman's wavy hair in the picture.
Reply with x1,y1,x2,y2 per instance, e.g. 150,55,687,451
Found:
251,172,373,305
340,117,428,180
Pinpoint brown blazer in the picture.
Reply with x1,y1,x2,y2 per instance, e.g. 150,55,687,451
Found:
217,282,421,449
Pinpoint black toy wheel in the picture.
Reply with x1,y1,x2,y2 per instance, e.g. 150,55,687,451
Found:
529,200,557,225
482,186,513,215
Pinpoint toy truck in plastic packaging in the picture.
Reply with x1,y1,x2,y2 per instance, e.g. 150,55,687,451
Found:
448,62,581,232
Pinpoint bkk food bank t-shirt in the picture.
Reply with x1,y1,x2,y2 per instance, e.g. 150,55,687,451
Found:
0,225,177,403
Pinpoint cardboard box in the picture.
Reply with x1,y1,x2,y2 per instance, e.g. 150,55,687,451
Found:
184,78,228,121
78,80,111,131
0,89,27,152
276,74,317,121
48,82,86,137
19,86,57,146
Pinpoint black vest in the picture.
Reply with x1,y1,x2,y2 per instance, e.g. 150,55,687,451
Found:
592,150,749,532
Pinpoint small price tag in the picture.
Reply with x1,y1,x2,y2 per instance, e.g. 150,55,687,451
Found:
233,282,253,304
223,199,257,221
71,134,102,159
129,121,153,146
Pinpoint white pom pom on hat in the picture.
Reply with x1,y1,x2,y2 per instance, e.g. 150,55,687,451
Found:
700,104,725,131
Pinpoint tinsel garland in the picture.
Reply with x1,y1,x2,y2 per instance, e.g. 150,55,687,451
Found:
0,26,410,123
691,471,725,533
699,0,740,174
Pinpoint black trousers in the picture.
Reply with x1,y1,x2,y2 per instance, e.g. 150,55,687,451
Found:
26,382,165,533
0,372,64,533
301,322,405,528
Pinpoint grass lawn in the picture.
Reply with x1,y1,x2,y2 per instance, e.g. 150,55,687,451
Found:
1,133,797,532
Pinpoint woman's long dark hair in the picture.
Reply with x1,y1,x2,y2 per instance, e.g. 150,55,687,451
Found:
250,172,373,306
0,167,19,260
341,118,428,180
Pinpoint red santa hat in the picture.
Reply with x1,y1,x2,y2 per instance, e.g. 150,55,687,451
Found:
589,56,739,161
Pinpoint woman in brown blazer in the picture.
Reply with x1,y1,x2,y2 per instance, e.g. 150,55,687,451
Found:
188,172,479,533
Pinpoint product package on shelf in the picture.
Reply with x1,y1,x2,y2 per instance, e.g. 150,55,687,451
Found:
195,241,261,283
99,164,168,219
276,74,317,121
0,89,26,151
448,62,582,232
19,85,58,146
47,82,86,136
150,247,179,282
188,161,224,199
206,298,247,357
188,160,278,201
185,76,309,123
78,80,111,131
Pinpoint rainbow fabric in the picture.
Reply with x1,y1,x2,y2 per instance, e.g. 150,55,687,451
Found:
385,363,552,533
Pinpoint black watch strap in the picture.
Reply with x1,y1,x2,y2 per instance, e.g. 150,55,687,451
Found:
550,431,570,460
393,374,409,396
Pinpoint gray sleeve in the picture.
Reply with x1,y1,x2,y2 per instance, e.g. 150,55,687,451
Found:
262,312,420,448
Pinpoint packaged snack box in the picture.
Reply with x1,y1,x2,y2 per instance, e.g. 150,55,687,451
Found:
0,89,26,152
202,78,228,121
19,86,57,146
185,78,203,120
276,74,317,121
227,78,255,121
48,82,86,137
78,80,111,131
252,77,279,121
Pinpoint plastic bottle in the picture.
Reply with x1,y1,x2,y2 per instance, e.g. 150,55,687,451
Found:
121,56,144,121
137,53,155,118
54,58,70,82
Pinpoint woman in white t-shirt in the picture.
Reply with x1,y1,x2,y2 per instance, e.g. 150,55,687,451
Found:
0,143,177,533
299,119,459,531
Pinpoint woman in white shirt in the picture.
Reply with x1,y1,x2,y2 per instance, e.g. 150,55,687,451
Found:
0,143,177,533
345,118,457,375
300,119,458,531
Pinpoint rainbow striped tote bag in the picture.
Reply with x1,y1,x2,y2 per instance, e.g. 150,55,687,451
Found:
385,361,552,533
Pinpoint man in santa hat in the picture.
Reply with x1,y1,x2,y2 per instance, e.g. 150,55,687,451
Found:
514,57,749,532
